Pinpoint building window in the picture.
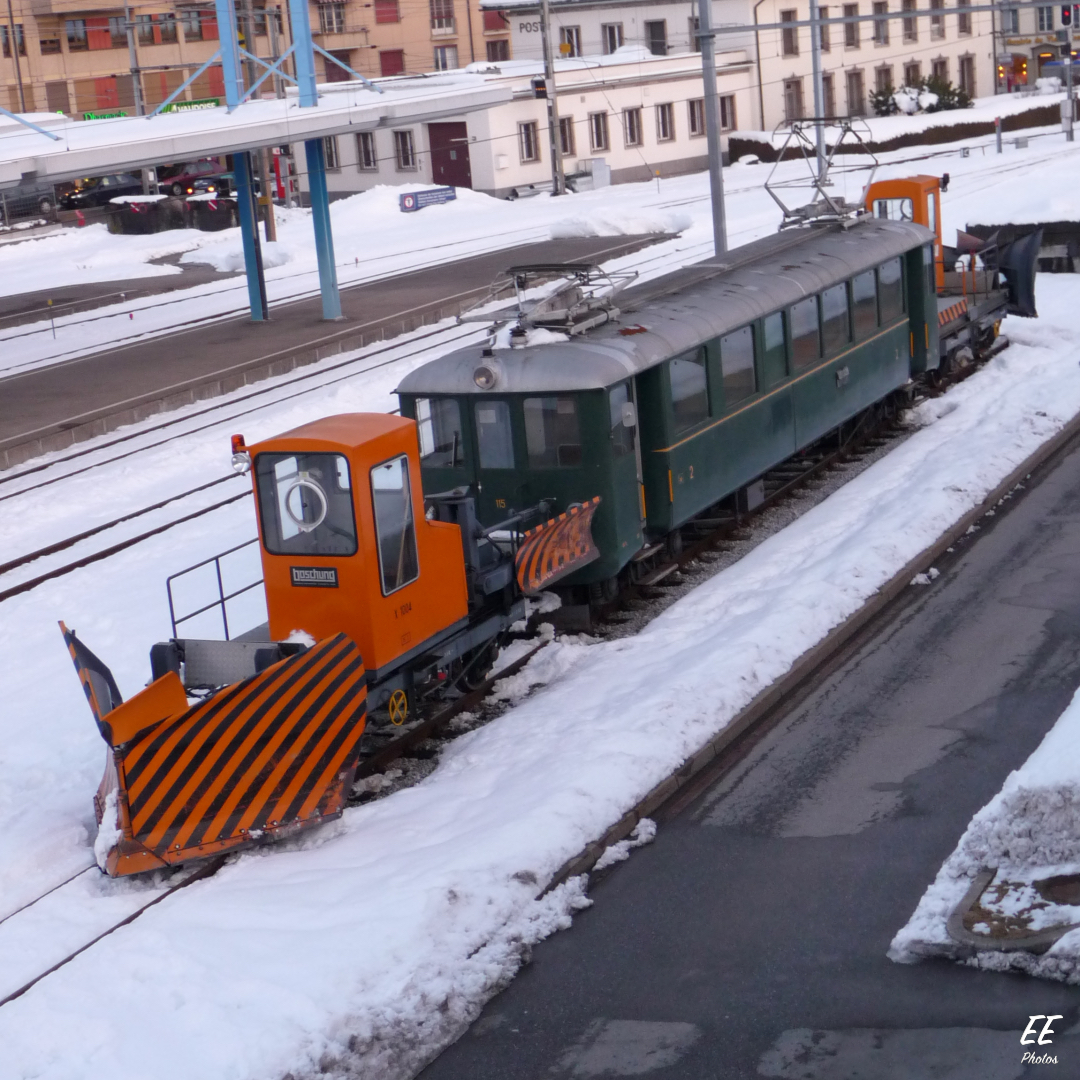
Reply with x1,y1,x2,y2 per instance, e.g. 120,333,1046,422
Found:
357,131,378,170
931,6,945,37
109,15,128,46
434,45,458,70
1002,7,1019,33
932,57,948,81
157,14,178,43
1,23,25,56
380,49,405,76
844,3,860,47
179,9,202,41
135,14,153,45
1037,5,1053,30
875,64,893,91
645,20,667,55
375,0,400,23
319,2,346,34
783,78,804,121
66,19,88,51
781,9,799,55
39,37,61,54
519,121,540,162
688,97,706,135
720,95,737,130
902,0,917,41
847,68,866,115
958,0,972,34
820,5,831,51
322,136,340,169
430,0,454,32
904,61,921,84
623,107,643,147
873,2,889,44
602,22,623,54
959,53,975,94
589,111,609,151
560,26,581,56
394,129,417,170
656,101,674,141
689,15,701,52
486,39,509,62
822,72,836,115
559,115,575,156
483,9,507,31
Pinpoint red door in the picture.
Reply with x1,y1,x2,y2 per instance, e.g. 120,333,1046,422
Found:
427,123,472,189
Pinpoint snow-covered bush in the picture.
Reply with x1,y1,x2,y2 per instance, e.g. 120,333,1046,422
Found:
870,75,971,116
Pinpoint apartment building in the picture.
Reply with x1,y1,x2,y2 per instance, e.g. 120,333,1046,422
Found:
312,47,754,197
493,0,994,128
997,3,1078,89
0,0,510,116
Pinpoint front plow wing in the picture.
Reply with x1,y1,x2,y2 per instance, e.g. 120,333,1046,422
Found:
63,625,367,876
515,496,601,595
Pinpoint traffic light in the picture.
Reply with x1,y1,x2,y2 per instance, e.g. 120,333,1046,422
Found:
531,77,547,99
1063,4,1072,25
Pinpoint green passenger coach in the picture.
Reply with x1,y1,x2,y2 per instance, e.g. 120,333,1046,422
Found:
397,216,934,593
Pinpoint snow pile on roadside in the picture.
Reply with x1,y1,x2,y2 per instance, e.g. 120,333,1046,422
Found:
185,239,292,272
890,683,1080,977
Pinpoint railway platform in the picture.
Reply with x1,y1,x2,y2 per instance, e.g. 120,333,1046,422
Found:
0,233,663,471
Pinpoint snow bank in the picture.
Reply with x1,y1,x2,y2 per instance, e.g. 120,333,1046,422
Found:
891,683,1080,976
183,239,292,272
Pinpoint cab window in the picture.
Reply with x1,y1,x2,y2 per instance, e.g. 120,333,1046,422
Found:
873,197,913,221
416,397,462,468
609,383,635,457
371,455,419,595
524,396,582,467
255,452,357,556
669,348,709,434
474,401,515,469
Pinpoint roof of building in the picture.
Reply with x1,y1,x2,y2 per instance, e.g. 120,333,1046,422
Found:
396,216,931,396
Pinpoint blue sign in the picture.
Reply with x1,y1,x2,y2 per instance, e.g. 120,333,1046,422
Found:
399,186,456,212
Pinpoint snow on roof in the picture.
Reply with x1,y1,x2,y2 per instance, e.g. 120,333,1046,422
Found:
0,74,512,189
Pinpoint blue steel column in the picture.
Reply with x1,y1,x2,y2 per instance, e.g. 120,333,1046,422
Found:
215,0,268,321
234,151,269,321
304,138,342,320
289,0,342,320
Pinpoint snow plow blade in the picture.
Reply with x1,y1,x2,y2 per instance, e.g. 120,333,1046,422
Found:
514,496,602,595
998,228,1042,318
61,623,367,877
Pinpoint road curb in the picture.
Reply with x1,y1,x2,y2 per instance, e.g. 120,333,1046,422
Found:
543,406,1080,893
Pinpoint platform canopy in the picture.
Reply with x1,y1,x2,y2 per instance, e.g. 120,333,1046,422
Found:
0,74,511,189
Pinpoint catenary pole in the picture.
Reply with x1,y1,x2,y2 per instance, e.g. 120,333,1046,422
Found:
5,0,25,113
696,0,728,254
538,0,565,195
809,0,826,178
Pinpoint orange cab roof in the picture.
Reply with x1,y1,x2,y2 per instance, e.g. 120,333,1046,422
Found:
249,413,412,454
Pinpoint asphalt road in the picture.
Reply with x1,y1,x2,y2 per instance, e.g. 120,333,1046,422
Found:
419,436,1080,1078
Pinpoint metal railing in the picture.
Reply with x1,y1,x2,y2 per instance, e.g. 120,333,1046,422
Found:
166,537,262,640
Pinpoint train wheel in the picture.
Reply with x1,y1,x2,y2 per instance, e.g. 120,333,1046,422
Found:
455,642,498,692
588,575,620,606
665,530,683,560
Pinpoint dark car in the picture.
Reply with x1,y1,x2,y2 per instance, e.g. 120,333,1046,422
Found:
187,172,260,198
59,174,145,209
157,159,225,196
0,178,62,224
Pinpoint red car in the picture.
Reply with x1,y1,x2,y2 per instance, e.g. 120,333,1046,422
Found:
156,159,225,196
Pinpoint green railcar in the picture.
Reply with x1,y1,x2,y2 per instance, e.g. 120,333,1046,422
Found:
397,216,934,591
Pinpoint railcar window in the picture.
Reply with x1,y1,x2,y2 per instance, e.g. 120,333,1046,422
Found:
416,398,462,468
719,326,756,406
761,311,787,387
873,197,913,221
669,348,709,434
878,257,904,322
790,296,820,369
255,452,358,557
820,283,850,354
524,396,583,467
609,383,635,457
474,401,515,469
371,455,419,595
924,242,935,297
851,271,877,338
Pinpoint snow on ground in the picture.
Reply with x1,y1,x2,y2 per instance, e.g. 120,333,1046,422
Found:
1,278,1080,1080
3,127,1080,1078
890,681,1080,981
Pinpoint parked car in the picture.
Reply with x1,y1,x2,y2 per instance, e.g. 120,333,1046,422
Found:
59,174,145,209
157,159,225,196
187,172,260,198
0,178,62,224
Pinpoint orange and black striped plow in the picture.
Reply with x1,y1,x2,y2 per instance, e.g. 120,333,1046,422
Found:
515,495,602,595
61,624,368,877
938,298,968,328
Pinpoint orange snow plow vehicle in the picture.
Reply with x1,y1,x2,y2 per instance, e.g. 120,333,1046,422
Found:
63,413,601,877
